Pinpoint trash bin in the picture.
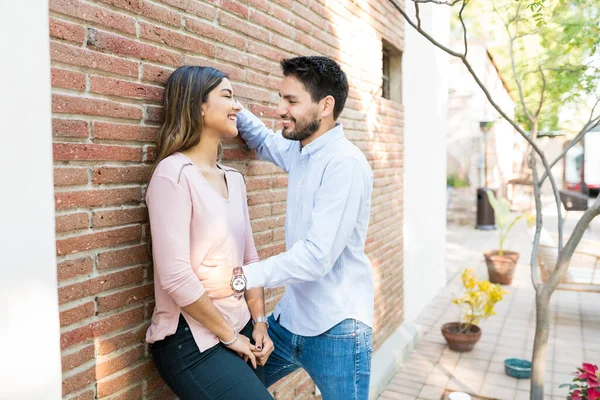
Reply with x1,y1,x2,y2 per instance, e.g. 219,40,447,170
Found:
476,187,496,230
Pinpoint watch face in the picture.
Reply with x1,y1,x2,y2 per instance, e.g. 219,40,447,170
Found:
232,277,246,291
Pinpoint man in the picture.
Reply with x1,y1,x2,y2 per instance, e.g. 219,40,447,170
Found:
200,56,374,400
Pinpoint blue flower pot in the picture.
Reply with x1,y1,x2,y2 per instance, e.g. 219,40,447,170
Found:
504,358,532,379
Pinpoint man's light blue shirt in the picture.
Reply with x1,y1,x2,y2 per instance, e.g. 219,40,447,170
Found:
238,109,375,336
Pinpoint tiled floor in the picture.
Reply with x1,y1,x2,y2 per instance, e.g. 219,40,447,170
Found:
379,197,600,400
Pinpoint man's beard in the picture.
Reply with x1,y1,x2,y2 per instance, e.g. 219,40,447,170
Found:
281,110,321,142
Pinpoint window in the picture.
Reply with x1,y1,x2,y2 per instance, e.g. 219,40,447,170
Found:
381,40,402,103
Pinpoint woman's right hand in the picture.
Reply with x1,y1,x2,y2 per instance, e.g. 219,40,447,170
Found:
226,334,258,369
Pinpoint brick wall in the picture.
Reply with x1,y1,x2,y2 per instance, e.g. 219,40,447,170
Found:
51,0,404,398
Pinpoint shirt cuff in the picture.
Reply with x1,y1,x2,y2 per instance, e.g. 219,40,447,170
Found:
243,261,265,289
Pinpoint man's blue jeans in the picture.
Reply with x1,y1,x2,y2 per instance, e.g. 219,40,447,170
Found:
265,314,373,400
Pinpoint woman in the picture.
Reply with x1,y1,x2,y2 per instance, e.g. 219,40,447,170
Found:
146,66,273,399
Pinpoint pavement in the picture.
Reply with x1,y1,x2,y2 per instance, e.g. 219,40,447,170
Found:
377,191,600,400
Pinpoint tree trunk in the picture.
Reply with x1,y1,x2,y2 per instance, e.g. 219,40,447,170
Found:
530,289,551,400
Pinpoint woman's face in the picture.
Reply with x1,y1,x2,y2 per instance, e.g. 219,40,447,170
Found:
201,78,242,139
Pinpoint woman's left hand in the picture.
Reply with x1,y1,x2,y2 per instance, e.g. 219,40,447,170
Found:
251,323,274,366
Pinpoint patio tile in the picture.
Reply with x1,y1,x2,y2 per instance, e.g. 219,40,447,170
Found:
479,383,516,400
418,385,446,400
386,381,423,397
483,372,518,389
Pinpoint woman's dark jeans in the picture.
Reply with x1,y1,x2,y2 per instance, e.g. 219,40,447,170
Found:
150,315,272,400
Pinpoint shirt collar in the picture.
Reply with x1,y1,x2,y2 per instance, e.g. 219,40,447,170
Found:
300,123,344,156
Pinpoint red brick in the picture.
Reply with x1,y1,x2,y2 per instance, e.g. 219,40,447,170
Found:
97,361,155,397
220,0,249,18
184,17,245,50
247,190,286,206
251,215,284,233
55,188,142,210
91,77,164,101
50,0,136,34
144,374,167,396
49,17,85,44
147,387,178,400
96,346,144,380
56,226,142,255
97,284,154,313
51,68,86,91
182,55,245,81
92,207,148,228
97,245,150,270
56,212,89,233
257,243,285,259
248,103,280,118
61,307,145,350
93,122,158,142
250,11,294,37
141,64,174,84
90,29,182,66
140,22,216,56
54,168,89,187
57,257,94,281
107,384,144,400
218,47,279,75
53,143,142,162
61,345,95,372
96,0,180,26
58,266,144,304
51,42,137,78
145,146,156,162
146,106,163,122
93,166,152,184
52,94,142,120
52,119,89,138
218,12,270,43
241,0,270,12
246,176,272,191
97,325,146,355
62,366,96,396
160,0,216,21
60,301,95,327
248,40,290,62
248,204,271,219
71,390,96,400
248,162,284,176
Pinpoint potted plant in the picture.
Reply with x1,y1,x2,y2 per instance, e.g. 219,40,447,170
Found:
484,191,531,285
560,363,600,400
441,268,507,352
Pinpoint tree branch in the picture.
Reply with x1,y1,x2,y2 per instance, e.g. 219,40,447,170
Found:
504,3,534,122
529,153,543,289
543,196,600,295
459,0,468,57
415,2,422,29
412,0,461,5
540,100,600,184
534,65,546,118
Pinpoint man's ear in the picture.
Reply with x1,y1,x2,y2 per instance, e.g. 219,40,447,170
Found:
320,95,335,119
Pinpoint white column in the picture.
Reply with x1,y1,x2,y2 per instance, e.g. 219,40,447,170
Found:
0,1,62,399
402,1,449,322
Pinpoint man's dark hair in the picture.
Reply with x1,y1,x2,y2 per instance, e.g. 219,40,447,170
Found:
280,56,349,120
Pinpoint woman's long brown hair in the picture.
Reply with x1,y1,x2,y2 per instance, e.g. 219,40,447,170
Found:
151,66,227,177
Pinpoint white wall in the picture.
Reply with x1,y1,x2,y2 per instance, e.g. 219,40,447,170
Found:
402,2,449,322
0,1,62,399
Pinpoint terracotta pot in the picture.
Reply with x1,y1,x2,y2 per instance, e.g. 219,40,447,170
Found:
441,322,482,352
484,250,519,285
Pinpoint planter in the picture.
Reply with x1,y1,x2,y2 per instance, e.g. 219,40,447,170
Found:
441,322,482,352
484,250,519,285
504,358,532,379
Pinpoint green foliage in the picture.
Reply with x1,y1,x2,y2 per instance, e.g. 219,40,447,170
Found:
453,0,600,135
486,191,531,254
447,174,470,188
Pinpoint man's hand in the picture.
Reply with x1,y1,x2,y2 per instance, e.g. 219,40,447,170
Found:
251,323,274,366
198,260,236,299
